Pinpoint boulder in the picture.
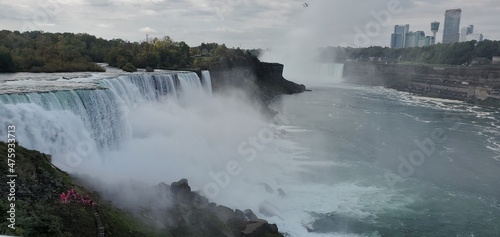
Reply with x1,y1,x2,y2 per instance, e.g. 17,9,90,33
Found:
235,209,246,219
244,209,258,221
227,217,247,236
242,220,280,237
214,205,235,223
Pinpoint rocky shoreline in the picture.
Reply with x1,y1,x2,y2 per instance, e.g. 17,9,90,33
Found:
343,62,500,107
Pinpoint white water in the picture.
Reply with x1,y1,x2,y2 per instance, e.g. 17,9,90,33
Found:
201,70,213,94
320,63,344,83
0,70,406,236
0,71,334,236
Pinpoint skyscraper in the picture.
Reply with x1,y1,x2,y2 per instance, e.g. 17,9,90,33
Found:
460,25,474,42
466,33,484,42
405,31,432,48
442,9,461,44
391,24,409,48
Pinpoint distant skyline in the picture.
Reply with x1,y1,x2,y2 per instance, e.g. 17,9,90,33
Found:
0,0,499,49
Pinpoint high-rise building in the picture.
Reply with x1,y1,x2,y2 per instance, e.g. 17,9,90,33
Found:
405,31,431,48
431,21,440,44
466,33,484,42
442,9,461,44
460,25,474,42
391,24,410,48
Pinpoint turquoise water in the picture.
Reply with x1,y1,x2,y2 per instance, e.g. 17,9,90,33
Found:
1,71,499,236
269,83,500,236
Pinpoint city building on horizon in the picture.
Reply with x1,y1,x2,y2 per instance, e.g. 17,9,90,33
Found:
459,25,484,42
460,25,474,42
431,21,440,45
391,24,410,49
390,24,432,48
405,31,432,48
466,33,484,42
443,9,462,44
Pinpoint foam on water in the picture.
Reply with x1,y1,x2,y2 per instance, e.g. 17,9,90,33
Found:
2,72,498,236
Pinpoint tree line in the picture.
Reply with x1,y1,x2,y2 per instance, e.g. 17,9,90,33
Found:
0,30,259,73
320,40,500,65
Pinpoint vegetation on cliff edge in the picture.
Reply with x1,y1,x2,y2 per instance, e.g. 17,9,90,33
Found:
0,30,260,73
0,141,170,237
320,40,500,65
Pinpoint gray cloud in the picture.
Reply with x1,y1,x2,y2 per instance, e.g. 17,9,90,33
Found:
0,0,498,48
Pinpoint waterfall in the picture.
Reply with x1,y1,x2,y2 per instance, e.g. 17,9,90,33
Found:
0,89,126,150
320,63,344,82
98,74,180,106
0,71,209,170
201,70,213,94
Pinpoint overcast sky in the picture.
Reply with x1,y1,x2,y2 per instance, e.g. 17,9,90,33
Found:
0,0,499,49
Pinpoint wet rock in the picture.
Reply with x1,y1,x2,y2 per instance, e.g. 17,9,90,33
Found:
170,179,192,202
244,209,258,221
192,192,209,209
214,205,235,223
227,217,247,236
235,209,245,219
242,220,280,237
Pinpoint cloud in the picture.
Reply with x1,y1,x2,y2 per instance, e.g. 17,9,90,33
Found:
141,9,158,16
0,0,498,49
139,26,157,33
97,23,114,28
215,26,242,33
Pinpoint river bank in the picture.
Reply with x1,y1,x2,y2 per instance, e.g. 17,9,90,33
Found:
342,62,500,107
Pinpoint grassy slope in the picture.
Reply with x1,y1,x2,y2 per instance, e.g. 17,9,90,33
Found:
0,141,170,237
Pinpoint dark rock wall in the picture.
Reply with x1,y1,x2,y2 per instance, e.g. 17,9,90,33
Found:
343,62,500,107
209,62,306,104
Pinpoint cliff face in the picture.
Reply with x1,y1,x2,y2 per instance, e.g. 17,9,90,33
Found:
343,62,500,107
209,62,306,105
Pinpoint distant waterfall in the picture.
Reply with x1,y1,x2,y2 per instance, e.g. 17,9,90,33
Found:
320,63,344,82
0,71,209,166
201,70,213,94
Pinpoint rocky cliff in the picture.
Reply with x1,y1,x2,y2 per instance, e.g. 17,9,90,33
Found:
208,62,306,109
0,142,284,237
343,62,500,107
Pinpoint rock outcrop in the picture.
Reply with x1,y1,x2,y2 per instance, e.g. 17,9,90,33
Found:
242,220,280,237
208,62,306,115
154,179,285,237
163,179,285,237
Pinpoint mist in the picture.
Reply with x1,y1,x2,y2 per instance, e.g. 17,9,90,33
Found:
259,0,405,85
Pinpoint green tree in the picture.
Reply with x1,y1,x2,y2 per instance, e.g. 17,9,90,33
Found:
0,46,16,72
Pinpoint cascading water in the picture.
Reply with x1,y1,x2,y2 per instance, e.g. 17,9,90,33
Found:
0,89,126,150
0,72,207,166
0,70,322,237
201,70,213,94
319,63,344,82
98,74,180,106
